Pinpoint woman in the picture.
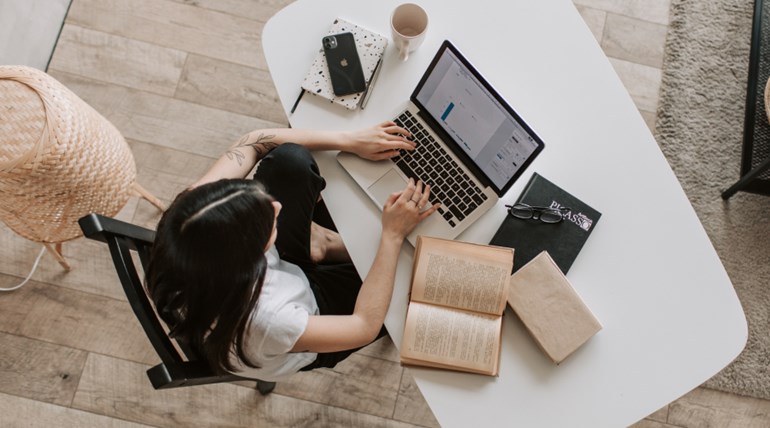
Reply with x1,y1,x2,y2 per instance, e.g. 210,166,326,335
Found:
145,121,439,381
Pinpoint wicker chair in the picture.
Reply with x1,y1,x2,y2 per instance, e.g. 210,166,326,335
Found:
0,65,164,270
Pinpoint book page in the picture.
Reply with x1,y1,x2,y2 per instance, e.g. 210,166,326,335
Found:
400,302,502,375
411,236,512,315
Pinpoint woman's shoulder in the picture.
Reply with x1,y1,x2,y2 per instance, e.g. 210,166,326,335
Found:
247,296,311,351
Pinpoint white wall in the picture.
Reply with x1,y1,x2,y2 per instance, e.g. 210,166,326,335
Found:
0,0,71,70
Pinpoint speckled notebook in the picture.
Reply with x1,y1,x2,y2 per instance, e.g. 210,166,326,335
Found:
301,18,387,110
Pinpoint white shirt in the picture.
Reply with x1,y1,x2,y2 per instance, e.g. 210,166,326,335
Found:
229,245,319,381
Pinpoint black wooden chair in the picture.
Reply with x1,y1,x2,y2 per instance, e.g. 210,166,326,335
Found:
78,213,276,395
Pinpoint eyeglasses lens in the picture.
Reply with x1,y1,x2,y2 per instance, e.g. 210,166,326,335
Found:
509,205,533,219
509,204,564,223
539,210,564,223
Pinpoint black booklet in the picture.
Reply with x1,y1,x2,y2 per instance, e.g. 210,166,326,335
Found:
489,173,601,274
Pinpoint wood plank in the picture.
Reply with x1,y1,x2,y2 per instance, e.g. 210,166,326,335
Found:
601,13,668,68
127,138,214,214
0,202,140,301
574,5,607,44
67,0,268,69
0,278,156,365
73,353,423,427
608,57,662,114
274,352,402,418
640,110,657,133
48,25,186,97
125,137,229,228
0,332,87,406
667,387,770,428
629,404,672,427
356,334,400,363
629,420,683,428
572,0,671,25
175,54,288,124
646,404,671,424
167,0,293,22
47,70,284,158
0,392,152,428
393,368,440,428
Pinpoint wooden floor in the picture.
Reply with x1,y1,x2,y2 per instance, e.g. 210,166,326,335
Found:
2,0,769,426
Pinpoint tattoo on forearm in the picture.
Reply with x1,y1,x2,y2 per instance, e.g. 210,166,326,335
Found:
225,133,279,166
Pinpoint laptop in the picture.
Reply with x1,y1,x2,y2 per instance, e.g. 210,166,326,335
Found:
337,40,545,245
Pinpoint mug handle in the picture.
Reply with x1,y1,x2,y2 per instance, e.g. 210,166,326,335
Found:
399,40,410,61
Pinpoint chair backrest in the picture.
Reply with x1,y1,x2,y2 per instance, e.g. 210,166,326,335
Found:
78,213,245,389
1,66,137,245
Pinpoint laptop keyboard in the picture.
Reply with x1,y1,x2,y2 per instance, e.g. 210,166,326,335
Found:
392,111,488,228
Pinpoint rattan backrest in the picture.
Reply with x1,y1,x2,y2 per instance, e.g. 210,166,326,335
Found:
0,66,136,243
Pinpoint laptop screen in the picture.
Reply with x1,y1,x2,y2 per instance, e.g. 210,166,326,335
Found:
412,41,544,195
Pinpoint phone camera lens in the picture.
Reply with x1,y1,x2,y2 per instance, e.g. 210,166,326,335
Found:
323,36,336,50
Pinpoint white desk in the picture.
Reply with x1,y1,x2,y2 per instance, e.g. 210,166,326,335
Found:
262,1,747,426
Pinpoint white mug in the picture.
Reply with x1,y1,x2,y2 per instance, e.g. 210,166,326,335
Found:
390,3,429,61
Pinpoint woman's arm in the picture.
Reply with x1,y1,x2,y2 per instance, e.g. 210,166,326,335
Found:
191,121,415,188
292,179,440,353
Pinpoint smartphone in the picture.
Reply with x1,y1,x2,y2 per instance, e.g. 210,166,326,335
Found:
322,32,366,96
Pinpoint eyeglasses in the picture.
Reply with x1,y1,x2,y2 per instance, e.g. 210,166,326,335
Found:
506,203,570,224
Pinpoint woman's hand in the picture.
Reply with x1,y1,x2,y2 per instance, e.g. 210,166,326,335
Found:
381,178,440,242
294,180,439,354
342,121,417,161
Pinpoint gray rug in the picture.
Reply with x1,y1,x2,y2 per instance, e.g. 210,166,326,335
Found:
656,0,770,399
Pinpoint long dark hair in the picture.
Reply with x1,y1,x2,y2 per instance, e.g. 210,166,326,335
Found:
145,179,275,372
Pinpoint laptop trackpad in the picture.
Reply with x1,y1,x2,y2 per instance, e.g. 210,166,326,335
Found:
368,169,407,208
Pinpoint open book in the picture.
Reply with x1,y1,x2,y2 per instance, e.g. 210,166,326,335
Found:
400,236,513,376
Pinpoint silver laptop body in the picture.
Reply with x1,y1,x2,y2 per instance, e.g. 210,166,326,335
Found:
338,40,545,245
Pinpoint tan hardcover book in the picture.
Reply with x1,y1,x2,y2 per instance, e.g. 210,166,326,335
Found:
507,251,602,364
400,236,513,376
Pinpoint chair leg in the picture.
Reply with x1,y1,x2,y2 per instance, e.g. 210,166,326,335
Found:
44,242,71,271
722,156,770,199
256,380,276,395
131,182,167,211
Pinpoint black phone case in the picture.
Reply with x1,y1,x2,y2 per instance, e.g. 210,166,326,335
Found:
323,32,366,96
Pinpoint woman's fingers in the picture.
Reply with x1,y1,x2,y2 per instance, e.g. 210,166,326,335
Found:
386,189,402,206
417,183,431,209
381,122,411,138
409,181,424,206
369,149,402,161
388,179,439,215
398,178,416,204
420,203,441,219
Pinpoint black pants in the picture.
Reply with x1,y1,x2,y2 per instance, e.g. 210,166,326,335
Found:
252,143,381,370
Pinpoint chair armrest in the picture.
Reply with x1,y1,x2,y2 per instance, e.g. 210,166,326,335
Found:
78,213,155,248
